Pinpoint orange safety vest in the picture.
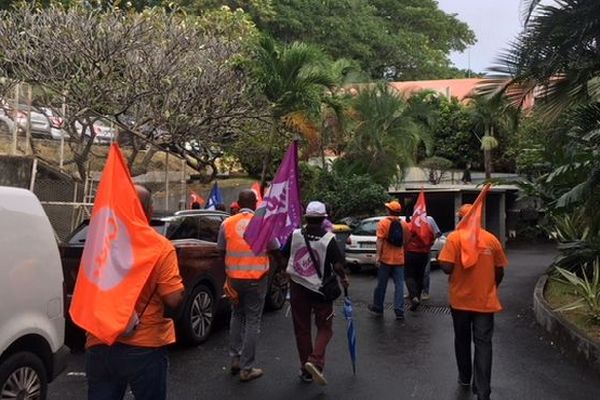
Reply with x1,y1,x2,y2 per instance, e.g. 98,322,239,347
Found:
223,212,269,280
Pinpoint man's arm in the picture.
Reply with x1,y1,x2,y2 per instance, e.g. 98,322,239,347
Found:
157,248,185,315
375,238,383,266
334,261,349,288
440,262,454,275
216,223,226,259
163,289,184,310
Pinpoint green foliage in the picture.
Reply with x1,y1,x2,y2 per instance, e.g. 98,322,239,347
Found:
419,156,453,184
300,164,389,221
553,260,600,323
250,0,475,80
227,128,289,178
337,83,433,187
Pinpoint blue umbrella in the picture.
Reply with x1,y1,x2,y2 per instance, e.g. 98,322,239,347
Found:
343,288,357,375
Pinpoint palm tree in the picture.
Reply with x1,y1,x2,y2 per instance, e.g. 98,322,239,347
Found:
467,95,519,179
340,83,433,186
252,36,336,190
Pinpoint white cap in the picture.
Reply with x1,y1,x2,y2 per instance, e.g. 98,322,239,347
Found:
305,201,327,217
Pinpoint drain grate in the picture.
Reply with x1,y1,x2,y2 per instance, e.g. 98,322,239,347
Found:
335,300,451,315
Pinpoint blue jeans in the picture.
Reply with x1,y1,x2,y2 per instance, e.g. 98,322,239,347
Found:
372,263,405,316
86,344,168,400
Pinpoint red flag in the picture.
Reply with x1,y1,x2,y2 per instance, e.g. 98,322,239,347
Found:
410,191,434,247
456,184,491,268
189,191,205,208
70,144,164,345
251,181,264,207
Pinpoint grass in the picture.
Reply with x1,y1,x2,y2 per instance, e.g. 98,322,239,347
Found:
544,279,600,341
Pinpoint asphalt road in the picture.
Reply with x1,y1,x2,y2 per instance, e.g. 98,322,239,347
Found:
49,244,600,400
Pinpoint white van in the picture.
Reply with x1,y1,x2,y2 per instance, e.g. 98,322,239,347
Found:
0,186,68,399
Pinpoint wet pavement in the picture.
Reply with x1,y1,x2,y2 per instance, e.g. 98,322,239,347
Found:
49,244,600,399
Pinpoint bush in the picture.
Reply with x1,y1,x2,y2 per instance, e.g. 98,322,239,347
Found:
300,164,390,221
419,156,453,184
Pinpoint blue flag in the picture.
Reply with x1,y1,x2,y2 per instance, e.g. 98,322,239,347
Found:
205,181,223,210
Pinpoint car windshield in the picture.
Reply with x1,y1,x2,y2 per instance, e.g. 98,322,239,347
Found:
353,220,379,236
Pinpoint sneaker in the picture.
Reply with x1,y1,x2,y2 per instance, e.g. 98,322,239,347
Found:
240,368,263,382
410,297,420,311
299,369,313,383
230,358,241,375
395,314,405,321
421,292,430,300
304,362,327,386
403,292,409,299
367,304,383,316
457,378,471,388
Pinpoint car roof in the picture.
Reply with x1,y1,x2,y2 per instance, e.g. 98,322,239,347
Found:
173,209,230,217
359,215,406,223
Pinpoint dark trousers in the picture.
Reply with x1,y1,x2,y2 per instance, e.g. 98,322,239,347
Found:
405,251,429,300
86,344,168,400
451,309,495,399
290,281,334,371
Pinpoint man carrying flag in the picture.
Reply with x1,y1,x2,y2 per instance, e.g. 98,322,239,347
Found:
438,185,508,400
190,191,205,209
70,145,184,400
216,190,281,382
405,191,440,309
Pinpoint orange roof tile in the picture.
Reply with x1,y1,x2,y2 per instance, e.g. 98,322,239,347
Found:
389,78,484,100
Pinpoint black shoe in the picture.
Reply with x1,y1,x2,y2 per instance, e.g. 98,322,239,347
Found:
299,370,313,383
410,297,420,311
368,304,383,316
395,313,405,321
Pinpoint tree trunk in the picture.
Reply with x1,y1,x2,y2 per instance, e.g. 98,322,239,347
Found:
484,148,492,180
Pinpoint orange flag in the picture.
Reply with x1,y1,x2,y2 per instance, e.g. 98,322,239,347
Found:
189,191,205,208
456,184,491,269
410,191,434,247
70,144,164,345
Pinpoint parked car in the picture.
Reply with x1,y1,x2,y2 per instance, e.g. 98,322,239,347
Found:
345,216,447,273
60,210,288,348
74,118,117,144
0,187,69,399
39,107,69,141
9,105,52,138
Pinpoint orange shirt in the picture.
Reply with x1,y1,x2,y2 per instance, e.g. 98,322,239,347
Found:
438,229,508,313
376,217,408,266
87,237,184,348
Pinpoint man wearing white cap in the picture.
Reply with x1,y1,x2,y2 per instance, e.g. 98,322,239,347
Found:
284,201,349,386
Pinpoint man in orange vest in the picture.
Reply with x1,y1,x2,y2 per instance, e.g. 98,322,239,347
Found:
438,204,508,400
217,189,280,382
85,185,185,400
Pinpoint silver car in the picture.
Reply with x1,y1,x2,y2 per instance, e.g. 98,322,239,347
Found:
13,106,51,138
345,216,447,273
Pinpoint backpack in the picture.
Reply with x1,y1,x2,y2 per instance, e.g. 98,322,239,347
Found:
387,218,403,247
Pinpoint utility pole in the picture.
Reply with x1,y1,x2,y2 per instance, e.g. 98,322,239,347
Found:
60,92,66,170
25,84,32,155
11,83,19,155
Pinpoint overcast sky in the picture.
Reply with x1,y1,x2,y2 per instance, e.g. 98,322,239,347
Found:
437,0,526,73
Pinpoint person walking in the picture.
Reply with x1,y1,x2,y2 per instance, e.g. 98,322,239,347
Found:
405,214,441,309
421,216,442,300
438,204,508,400
284,201,349,385
217,190,280,382
85,185,185,400
367,201,410,320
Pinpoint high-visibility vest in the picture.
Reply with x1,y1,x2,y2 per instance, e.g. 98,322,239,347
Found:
223,212,269,279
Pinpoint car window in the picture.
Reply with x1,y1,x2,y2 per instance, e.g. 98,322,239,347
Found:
353,220,379,236
166,217,200,240
68,223,89,244
197,216,224,242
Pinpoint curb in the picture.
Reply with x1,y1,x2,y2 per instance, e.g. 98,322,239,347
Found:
533,274,600,373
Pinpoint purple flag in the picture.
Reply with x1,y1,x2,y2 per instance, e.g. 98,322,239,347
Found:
244,141,302,255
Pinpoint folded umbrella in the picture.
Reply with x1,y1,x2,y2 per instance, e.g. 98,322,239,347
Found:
343,288,357,375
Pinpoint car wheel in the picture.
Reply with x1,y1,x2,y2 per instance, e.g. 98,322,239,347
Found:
0,121,9,136
265,268,288,311
348,264,362,273
180,284,214,345
0,351,47,400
